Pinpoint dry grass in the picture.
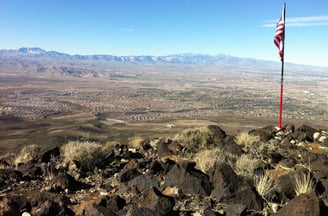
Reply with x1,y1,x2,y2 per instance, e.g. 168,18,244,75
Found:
61,141,108,172
294,171,316,196
235,154,258,178
254,172,278,201
174,127,212,153
235,132,260,147
14,144,41,166
128,135,144,149
193,148,221,173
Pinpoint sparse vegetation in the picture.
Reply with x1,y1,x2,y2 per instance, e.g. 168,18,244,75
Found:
14,144,41,166
235,154,259,178
61,141,108,172
128,135,144,149
254,172,278,201
235,132,260,148
174,127,213,154
193,148,221,173
294,170,316,196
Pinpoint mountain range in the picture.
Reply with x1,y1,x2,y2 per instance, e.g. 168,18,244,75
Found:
0,47,326,78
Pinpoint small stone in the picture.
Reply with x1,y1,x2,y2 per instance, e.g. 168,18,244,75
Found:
44,185,52,191
22,212,32,216
313,132,320,141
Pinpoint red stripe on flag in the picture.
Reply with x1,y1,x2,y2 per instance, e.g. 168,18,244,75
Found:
274,8,285,61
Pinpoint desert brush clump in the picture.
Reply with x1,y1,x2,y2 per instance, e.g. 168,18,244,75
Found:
235,132,260,147
235,153,259,179
294,170,316,196
61,141,110,172
174,127,213,154
193,148,221,173
193,147,239,173
254,172,278,202
235,132,272,157
128,135,144,149
14,144,41,166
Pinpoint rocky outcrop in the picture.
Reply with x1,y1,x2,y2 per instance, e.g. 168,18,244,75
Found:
1,124,328,215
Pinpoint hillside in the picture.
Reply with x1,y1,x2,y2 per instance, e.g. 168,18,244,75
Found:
1,123,328,215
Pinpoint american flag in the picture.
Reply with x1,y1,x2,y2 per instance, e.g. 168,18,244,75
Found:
274,5,285,61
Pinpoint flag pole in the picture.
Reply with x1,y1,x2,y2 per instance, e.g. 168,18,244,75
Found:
278,3,286,129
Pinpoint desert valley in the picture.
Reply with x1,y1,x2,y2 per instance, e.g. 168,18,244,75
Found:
0,48,328,215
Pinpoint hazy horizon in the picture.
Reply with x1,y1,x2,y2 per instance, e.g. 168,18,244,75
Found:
1,0,328,67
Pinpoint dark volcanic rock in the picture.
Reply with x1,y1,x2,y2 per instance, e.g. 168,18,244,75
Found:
301,152,328,180
120,168,141,182
100,195,126,212
124,205,157,216
163,160,212,196
210,163,263,211
277,172,297,200
52,173,91,192
274,191,319,216
224,203,247,216
17,161,42,180
37,147,60,163
138,187,175,216
127,174,159,192
249,125,275,142
222,136,244,156
207,125,226,141
30,192,73,216
82,204,116,216
0,169,22,183
294,124,318,142
0,195,30,216
157,139,172,158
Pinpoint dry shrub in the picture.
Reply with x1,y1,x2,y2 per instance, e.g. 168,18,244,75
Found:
235,132,260,147
294,171,316,196
254,172,278,201
15,144,41,166
61,141,107,172
194,147,239,173
215,150,238,169
235,154,258,178
129,135,144,149
194,148,221,173
174,127,212,153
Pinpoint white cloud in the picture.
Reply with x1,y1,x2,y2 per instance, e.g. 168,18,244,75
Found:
261,15,328,27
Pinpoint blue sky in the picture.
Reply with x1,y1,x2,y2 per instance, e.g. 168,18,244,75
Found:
0,0,327,66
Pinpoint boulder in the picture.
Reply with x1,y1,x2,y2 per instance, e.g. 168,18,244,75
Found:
138,187,175,216
30,192,73,216
100,195,126,212
17,161,42,180
210,163,263,211
274,191,320,216
224,204,247,216
127,174,159,193
295,124,318,142
52,173,91,192
156,139,172,158
249,125,275,142
207,125,226,141
163,160,212,196
0,195,30,216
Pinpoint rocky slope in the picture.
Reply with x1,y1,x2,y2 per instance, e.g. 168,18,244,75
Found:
1,123,328,216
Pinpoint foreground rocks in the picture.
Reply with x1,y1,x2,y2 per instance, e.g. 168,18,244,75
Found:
1,124,328,215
